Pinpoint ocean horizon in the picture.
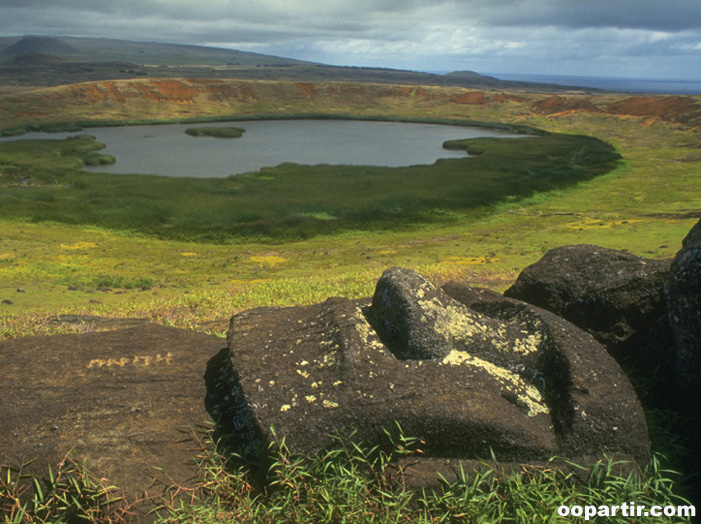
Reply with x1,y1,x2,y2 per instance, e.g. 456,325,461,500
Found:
485,73,701,95
422,71,701,95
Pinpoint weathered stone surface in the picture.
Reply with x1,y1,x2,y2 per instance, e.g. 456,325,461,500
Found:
48,313,152,330
371,266,456,359
218,267,649,474
504,245,671,359
0,324,225,512
370,266,542,361
667,219,701,398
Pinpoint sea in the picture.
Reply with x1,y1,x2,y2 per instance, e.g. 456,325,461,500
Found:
484,73,701,95
424,71,701,95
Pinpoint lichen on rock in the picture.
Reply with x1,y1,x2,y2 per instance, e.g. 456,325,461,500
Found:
217,266,650,480
441,350,549,417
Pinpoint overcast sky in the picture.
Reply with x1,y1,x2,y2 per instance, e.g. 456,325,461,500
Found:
2,0,700,80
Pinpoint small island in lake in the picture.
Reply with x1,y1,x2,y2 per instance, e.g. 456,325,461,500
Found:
185,126,246,138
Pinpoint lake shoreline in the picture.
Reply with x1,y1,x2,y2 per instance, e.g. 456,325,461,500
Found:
78,119,525,178
0,112,536,139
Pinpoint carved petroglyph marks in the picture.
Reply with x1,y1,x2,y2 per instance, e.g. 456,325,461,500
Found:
0,324,226,517
87,352,174,369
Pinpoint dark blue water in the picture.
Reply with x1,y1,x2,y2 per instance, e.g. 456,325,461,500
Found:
486,73,701,95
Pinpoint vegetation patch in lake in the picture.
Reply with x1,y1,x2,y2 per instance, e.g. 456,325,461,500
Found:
185,126,246,138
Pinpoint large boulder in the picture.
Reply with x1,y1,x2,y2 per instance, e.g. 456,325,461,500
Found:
0,324,225,515
667,219,701,399
504,245,671,359
216,267,649,478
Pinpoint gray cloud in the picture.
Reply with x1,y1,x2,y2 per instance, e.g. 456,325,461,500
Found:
462,0,701,31
0,0,699,79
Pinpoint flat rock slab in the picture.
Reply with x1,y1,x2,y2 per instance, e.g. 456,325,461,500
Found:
0,324,225,504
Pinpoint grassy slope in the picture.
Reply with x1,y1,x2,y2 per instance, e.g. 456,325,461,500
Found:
0,81,699,336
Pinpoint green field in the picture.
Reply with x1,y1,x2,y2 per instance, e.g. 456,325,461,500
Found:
0,103,698,328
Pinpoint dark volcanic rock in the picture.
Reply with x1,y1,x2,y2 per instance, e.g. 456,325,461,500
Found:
218,267,649,475
370,266,526,361
636,312,677,396
0,324,225,511
371,266,455,359
667,219,701,398
504,245,671,359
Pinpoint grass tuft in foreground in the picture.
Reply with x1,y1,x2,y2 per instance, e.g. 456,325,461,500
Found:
0,422,694,523
0,455,130,524
157,426,693,524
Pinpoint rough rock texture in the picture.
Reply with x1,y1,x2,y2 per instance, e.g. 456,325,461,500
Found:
0,324,225,514
48,313,152,330
666,219,701,398
504,245,671,359
370,267,544,361
218,267,649,474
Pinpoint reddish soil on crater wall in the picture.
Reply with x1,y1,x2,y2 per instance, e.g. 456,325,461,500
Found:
3,78,701,130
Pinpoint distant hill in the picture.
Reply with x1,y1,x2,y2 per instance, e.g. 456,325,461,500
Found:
2,36,79,56
0,36,601,94
0,35,309,67
444,70,520,88
445,70,500,81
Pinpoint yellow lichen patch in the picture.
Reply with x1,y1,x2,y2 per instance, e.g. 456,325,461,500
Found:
353,309,387,353
512,333,543,355
442,350,549,418
323,400,339,408
441,350,471,366
316,353,337,368
305,395,317,403
249,255,287,267
421,299,485,343
443,255,499,265
59,242,98,250
296,369,310,378
280,404,291,412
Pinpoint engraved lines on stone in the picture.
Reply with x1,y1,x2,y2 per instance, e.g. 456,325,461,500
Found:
87,352,174,369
